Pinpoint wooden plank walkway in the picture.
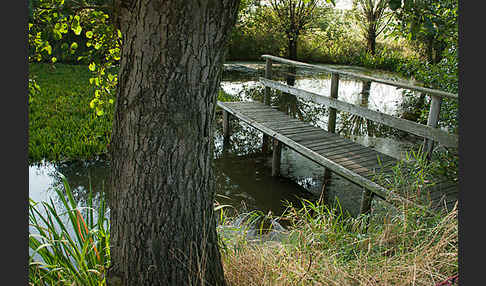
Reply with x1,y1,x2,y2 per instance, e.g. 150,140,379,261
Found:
217,100,458,213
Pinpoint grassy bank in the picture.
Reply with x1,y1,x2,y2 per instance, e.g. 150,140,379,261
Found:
28,63,237,164
220,201,457,285
29,171,457,285
28,63,113,164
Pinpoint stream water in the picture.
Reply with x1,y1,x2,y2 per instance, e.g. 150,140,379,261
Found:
29,61,422,228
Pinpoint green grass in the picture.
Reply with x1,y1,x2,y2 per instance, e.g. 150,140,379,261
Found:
220,149,458,285
28,64,240,164
29,63,114,164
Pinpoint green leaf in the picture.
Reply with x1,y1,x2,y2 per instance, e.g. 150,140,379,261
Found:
89,63,96,72
53,30,62,40
73,25,82,35
86,31,94,39
89,98,97,109
43,44,52,55
72,16,82,35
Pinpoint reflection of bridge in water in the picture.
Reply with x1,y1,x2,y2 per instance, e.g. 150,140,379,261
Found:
218,55,458,216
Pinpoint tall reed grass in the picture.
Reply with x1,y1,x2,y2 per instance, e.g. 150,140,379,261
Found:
29,176,110,285
220,148,458,285
221,198,457,285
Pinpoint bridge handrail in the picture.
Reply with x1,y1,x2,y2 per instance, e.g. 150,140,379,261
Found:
260,54,458,152
259,77,458,148
261,54,458,100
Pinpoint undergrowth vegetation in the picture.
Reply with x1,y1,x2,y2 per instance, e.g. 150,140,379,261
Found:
29,149,458,285
219,147,458,285
221,200,457,285
29,177,110,285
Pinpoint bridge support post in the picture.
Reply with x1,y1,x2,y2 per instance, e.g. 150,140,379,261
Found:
272,139,282,177
359,189,374,215
223,110,230,142
319,168,332,203
320,72,340,202
423,94,442,159
262,58,273,154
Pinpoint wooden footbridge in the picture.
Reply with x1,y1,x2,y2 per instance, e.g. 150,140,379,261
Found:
218,55,459,215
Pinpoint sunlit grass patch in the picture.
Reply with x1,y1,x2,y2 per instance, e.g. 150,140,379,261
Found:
28,63,114,163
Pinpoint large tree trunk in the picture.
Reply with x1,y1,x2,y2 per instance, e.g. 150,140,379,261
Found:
108,1,239,285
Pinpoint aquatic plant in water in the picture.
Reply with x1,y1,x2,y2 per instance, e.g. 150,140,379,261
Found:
29,176,110,285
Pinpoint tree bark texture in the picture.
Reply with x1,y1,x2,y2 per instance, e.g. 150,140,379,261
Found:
108,0,239,285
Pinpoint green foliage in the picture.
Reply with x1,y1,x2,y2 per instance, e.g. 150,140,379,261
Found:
29,0,121,117
217,88,240,103
351,0,393,54
396,44,458,133
29,177,110,285
228,3,286,60
387,0,458,63
28,63,113,163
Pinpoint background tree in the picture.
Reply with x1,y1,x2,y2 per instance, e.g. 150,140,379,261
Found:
387,0,458,63
352,0,392,55
227,0,286,60
267,0,334,118
106,0,240,285
269,0,334,61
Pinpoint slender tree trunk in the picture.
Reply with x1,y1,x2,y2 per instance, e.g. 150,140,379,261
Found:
108,1,239,285
425,37,434,63
366,27,376,55
288,36,298,61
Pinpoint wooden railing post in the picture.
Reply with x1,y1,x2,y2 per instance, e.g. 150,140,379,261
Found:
264,59,273,105
320,72,340,203
262,58,273,153
423,94,443,157
359,187,374,232
327,73,340,133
